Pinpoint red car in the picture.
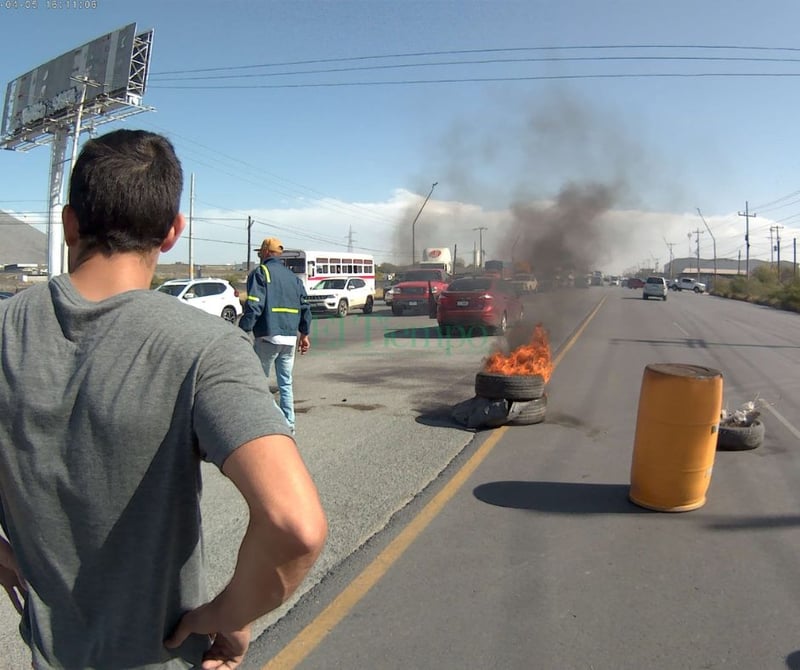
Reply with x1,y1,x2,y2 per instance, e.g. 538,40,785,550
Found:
627,277,645,289
437,276,524,335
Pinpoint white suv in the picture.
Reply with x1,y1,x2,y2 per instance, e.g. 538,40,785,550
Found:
642,276,668,301
156,278,243,322
306,277,375,317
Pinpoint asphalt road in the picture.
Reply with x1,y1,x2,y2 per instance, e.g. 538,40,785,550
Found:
244,287,800,670
3,287,800,670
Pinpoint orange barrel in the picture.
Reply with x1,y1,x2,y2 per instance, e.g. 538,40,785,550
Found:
629,364,723,512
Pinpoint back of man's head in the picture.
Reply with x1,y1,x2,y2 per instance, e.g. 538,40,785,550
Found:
68,129,184,255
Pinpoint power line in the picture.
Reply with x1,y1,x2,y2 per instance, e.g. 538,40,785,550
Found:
150,43,800,76
150,55,800,84
149,72,800,90
752,190,800,212
141,122,401,229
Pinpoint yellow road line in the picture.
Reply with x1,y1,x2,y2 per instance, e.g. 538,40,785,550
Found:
264,295,607,670
552,295,606,368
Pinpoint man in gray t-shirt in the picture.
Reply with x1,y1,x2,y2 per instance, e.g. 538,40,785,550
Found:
0,130,327,669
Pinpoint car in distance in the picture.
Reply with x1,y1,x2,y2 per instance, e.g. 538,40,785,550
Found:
642,276,668,301
627,277,645,290
156,277,243,322
510,273,538,294
306,276,374,316
437,276,524,335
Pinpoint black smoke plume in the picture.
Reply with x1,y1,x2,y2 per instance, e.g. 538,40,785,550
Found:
504,181,621,282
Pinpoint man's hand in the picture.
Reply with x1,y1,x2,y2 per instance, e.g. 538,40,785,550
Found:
164,602,251,669
0,536,26,615
298,334,310,355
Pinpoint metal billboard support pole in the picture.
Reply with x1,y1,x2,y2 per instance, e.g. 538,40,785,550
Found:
189,173,195,279
47,128,69,278
62,77,91,274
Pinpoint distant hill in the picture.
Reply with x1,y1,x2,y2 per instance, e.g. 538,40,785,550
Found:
0,210,47,266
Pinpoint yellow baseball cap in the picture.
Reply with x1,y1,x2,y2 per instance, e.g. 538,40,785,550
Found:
255,237,284,253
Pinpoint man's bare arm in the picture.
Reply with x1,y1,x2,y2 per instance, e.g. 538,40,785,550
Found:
165,434,327,654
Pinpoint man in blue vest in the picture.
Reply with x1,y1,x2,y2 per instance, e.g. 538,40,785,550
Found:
240,238,311,433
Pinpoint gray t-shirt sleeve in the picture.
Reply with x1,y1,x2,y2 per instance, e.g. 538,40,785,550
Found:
193,330,293,468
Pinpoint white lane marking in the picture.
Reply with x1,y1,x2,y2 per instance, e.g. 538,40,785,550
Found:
763,403,800,442
673,321,690,337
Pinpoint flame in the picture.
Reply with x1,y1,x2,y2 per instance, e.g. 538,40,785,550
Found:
483,324,553,382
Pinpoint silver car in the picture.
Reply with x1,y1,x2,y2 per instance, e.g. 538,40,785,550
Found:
642,276,668,301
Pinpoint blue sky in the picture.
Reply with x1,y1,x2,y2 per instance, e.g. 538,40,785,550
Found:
3,0,800,274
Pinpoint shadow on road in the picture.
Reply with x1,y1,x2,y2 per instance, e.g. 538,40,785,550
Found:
414,403,476,432
611,337,800,350
704,515,800,531
473,481,648,514
384,325,442,340
385,325,495,340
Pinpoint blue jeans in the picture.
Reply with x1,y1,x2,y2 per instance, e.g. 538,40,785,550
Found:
254,339,297,432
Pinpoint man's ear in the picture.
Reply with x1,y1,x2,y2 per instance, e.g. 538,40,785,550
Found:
160,214,186,253
62,205,80,247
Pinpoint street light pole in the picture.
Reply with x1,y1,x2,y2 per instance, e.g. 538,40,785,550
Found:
410,181,438,266
697,207,716,285
473,226,488,267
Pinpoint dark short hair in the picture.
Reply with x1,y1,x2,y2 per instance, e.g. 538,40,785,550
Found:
68,129,184,254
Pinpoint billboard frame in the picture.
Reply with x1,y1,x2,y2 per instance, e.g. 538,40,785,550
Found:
1,24,155,152
0,24,156,277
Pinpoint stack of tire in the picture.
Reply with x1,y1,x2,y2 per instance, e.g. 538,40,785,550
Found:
474,371,547,425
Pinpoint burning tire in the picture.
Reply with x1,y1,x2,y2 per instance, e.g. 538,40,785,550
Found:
474,371,545,401
717,419,765,451
507,395,547,425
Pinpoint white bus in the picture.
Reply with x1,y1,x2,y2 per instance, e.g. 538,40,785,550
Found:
279,249,376,292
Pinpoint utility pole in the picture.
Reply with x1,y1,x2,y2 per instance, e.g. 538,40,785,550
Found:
697,208,717,285
246,216,254,272
770,225,784,278
690,228,704,278
410,181,438,266
738,201,756,276
794,238,797,279
663,237,675,278
347,225,354,252
473,226,488,268
769,227,775,266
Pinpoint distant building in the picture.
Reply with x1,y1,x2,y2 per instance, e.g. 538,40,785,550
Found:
664,256,771,287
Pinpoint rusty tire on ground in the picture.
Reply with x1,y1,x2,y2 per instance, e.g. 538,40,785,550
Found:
507,395,547,426
474,371,545,401
717,419,765,451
